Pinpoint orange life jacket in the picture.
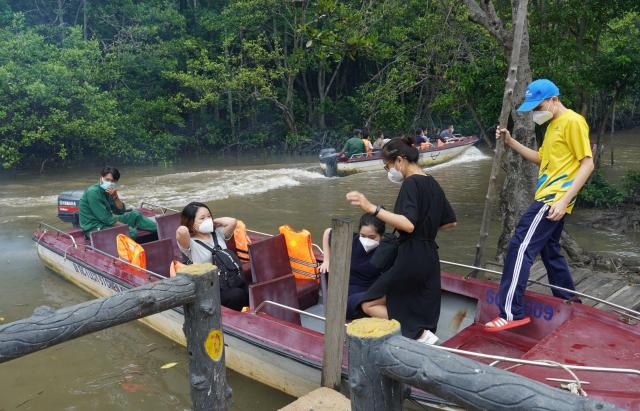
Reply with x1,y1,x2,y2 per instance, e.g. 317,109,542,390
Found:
278,224,320,282
420,142,431,150
233,220,251,261
362,138,373,156
116,234,147,269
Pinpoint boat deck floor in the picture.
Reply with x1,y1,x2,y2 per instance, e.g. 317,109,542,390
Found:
302,304,326,333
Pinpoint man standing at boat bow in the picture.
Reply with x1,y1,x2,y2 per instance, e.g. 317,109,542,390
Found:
485,79,594,332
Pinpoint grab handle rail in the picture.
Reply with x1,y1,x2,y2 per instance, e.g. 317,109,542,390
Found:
441,260,640,320
139,201,179,214
252,300,326,322
37,222,78,249
78,244,168,281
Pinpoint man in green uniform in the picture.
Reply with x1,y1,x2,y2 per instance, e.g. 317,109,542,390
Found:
79,166,157,239
339,128,365,159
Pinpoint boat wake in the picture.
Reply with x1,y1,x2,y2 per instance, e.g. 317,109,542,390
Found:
127,167,326,207
425,147,491,171
0,167,326,210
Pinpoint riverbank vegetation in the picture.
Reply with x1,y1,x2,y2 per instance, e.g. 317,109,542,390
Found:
1,1,639,170
578,170,640,208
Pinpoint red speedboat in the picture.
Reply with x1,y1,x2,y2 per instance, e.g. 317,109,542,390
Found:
32,198,640,409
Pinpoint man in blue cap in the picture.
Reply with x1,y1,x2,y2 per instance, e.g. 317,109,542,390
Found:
485,79,594,332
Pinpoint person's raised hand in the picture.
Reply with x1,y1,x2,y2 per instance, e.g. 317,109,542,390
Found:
319,260,330,274
346,191,375,214
106,187,119,199
496,126,512,146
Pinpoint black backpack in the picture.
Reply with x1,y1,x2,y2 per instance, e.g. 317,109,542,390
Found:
194,235,245,290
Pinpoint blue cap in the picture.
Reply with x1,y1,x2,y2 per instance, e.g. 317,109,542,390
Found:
517,79,560,112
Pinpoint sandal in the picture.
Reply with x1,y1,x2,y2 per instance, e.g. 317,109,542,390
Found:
484,316,530,332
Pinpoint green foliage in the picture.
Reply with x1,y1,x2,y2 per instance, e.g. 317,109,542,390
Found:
622,170,640,203
0,0,638,169
577,171,624,208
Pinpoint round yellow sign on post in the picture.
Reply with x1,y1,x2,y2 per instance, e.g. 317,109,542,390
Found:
204,329,223,361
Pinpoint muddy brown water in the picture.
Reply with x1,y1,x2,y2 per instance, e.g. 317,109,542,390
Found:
0,130,638,410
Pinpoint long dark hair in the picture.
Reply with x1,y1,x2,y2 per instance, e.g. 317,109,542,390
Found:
359,213,385,235
381,136,419,163
181,201,212,235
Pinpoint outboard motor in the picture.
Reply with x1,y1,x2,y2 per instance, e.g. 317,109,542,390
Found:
319,148,338,177
57,190,84,227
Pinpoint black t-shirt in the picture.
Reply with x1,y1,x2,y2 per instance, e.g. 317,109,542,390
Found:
394,174,456,241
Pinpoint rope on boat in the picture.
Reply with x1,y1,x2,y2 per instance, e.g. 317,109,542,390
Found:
430,344,640,377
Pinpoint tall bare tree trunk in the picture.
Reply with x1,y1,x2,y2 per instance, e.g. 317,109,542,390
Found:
56,0,65,44
465,0,536,266
83,0,87,40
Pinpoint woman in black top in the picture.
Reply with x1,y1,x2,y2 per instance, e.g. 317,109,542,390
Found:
346,136,457,341
319,214,385,320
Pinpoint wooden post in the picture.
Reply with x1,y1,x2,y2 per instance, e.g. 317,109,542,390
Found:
181,264,229,411
0,274,197,363
321,217,353,390
346,318,404,411
471,0,529,276
376,334,622,411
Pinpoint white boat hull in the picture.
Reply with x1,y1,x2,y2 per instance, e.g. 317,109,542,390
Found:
36,244,321,398
321,139,476,176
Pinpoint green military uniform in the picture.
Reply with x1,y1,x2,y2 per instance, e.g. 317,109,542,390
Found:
343,136,365,158
78,183,157,239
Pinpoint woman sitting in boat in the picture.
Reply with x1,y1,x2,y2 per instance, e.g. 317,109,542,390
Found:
346,136,457,345
176,201,248,311
319,213,385,321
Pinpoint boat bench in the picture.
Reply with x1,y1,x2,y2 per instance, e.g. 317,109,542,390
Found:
248,234,319,309
90,225,130,257
141,238,174,277
155,212,182,259
248,274,301,325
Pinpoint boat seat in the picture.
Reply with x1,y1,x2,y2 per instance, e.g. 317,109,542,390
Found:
295,278,320,309
249,235,319,309
142,238,174,277
249,234,291,282
249,275,301,325
155,212,182,259
90,225,130,257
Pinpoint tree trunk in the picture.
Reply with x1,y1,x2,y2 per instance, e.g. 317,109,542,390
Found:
610,102,615,166
56,0,65,43
594,93,616,169
83,0,88,40
466,0,534,268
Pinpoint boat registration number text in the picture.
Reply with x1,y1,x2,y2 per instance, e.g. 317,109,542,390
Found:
485,289,554,321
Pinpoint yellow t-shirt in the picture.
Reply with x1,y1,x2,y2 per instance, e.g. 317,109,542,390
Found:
535,109,592,214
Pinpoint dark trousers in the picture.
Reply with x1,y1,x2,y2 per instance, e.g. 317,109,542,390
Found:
497,201,577,321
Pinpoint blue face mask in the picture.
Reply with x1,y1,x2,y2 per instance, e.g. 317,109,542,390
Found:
100,180,115,190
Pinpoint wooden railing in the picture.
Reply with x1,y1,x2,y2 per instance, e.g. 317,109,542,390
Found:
0,264,229,410
346,318,622,411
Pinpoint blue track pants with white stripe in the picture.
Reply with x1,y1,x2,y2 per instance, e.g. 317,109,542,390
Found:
497,201,577,321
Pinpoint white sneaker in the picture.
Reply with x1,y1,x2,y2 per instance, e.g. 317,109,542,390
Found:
417,330,439,345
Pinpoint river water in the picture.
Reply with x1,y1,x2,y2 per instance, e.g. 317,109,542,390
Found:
0,130,638,410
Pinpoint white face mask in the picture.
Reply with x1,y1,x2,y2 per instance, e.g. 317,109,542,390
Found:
387,166,404,184
532,110,553,125
359,236,380,253
532,100,554,125
197,217,214,234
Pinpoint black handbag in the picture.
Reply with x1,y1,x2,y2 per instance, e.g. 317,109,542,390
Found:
194,236,245,290
370,231,399,272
